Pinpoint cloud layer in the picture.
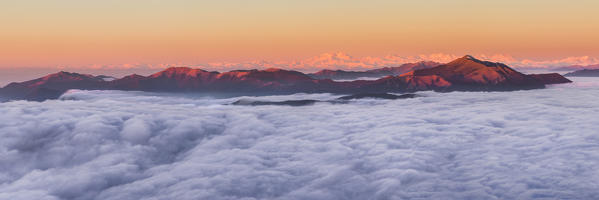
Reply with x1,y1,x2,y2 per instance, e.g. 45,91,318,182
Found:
1,78,599,200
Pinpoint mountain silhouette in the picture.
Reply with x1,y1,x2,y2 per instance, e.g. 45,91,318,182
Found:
0,56,571,101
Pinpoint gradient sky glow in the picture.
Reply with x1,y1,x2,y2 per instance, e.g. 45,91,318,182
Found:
1,0,599,68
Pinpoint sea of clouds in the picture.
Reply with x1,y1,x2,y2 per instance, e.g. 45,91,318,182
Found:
1,77,599,200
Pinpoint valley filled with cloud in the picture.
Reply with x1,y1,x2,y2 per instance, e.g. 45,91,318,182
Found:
1,78,599,200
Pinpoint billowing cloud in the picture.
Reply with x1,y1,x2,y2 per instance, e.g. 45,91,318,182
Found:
1,78,599,199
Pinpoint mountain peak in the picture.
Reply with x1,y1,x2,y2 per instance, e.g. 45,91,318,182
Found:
463,55,476,60
447,55,501,67
455,55,484,64
162,67,194,73
42,71,96,81
413,55,533,86
150,67,210,78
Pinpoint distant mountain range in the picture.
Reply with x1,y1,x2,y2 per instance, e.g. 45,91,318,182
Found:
307,61,441,80
0,55,572,101
554,64,599,71
564,69,599,77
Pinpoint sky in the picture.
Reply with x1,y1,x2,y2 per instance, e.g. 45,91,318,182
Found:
1,0,599,69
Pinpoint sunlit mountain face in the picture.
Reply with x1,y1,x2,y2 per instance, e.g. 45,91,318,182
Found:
0,56,573,102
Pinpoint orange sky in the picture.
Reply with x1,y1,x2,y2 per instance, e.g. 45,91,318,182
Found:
1,0,599,68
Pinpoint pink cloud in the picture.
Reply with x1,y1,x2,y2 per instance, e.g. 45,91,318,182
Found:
31,52,599,72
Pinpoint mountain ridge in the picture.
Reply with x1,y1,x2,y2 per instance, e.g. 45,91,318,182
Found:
308,61,441,80
564,69,599,77
0,56,572,101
